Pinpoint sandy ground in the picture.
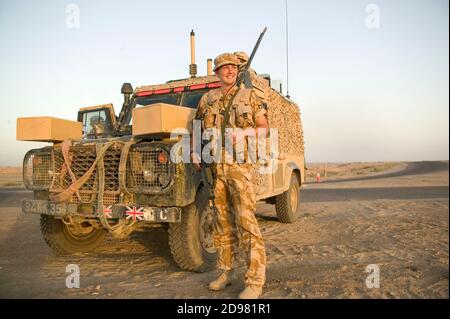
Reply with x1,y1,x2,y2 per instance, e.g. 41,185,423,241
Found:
305,162,402,180
0,162,448,299
0,167,23,188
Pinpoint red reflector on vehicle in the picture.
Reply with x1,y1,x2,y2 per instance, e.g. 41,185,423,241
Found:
207,82,221,88
154,88,171,94
158,151,168,164
189,84,206,90
136,91,153,97
173,87,185,93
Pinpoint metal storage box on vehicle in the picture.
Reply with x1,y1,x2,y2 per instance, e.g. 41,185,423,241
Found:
132,103,195,137
16,116,83,142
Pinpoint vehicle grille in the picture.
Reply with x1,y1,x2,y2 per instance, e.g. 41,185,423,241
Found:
50,145,121,205
24,142,173,202
23,150,53,189
126,144,173,193
51,146,97,203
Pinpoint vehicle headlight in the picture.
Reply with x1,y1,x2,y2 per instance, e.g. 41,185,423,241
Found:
126,144,174,193
23,149,53,190
143,166,158,183
158,172,171,188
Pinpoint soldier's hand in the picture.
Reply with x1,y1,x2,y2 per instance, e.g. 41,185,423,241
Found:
191,153,202,171
193,162,202,171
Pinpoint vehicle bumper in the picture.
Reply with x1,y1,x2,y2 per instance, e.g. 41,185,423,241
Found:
22,200,181,223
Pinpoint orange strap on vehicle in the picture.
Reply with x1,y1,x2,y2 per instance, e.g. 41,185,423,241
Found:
97,140,136,234
50,141,115,203
59,140,81,201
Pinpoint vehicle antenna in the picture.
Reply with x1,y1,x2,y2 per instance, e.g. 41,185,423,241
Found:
285,0,290,99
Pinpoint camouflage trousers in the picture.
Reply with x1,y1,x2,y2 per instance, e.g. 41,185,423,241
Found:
213,162,266,286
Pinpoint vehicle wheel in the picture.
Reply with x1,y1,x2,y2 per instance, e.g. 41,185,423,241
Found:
168,202,217,272
275,173,300,223
40,215,107,255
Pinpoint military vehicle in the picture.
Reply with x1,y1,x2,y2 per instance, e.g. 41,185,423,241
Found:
18,31,305,272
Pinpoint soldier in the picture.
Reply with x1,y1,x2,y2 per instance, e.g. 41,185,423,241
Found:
191,53,269,299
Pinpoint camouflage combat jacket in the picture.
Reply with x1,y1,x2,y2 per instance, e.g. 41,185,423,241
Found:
195,86,266,163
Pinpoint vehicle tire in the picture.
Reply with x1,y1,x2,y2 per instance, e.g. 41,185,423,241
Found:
168,202,217,272
40,215,107,255
275,173,300,223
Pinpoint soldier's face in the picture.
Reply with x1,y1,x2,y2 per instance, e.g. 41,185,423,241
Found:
216,64,238,86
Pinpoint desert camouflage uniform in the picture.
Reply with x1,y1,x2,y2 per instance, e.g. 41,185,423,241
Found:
195,85,267,287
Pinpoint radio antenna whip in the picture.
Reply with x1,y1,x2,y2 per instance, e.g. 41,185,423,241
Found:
285,0,290,99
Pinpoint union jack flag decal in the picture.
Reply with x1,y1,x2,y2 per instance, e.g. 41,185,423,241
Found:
125,206,144,222
102,205,113,218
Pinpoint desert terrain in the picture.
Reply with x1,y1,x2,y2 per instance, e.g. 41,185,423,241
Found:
0,161,448,298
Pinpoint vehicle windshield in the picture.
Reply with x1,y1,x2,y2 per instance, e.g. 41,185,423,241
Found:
82,109,109,136
180,90,208,109
134,89,210,110
135,93,178,107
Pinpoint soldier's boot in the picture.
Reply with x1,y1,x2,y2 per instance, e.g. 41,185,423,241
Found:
208,270,234,291
238,285,263,299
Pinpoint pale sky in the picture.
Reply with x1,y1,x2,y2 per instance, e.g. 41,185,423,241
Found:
0,0,448,165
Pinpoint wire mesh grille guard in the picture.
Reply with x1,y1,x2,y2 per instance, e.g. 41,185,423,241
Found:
23,151,52,189
50,145,121,204
126,144,173,193
24,143,172,202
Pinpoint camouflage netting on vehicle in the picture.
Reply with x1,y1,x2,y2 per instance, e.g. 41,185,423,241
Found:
265,90,304,157
250,74,305,191
248,72,304,158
